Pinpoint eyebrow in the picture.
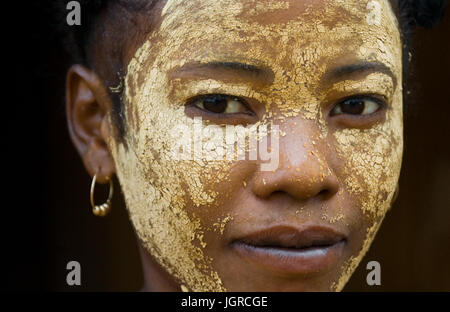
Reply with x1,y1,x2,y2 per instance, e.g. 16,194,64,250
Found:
169,60,397,90
205,61,261,72
323,61,397,88
168,61,275,86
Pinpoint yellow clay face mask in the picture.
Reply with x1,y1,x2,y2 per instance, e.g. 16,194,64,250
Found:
108,0,403,291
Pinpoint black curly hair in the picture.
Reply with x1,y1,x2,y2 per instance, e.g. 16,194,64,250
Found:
53,0,448,140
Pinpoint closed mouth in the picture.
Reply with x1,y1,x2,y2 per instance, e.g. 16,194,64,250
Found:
231,225,347,275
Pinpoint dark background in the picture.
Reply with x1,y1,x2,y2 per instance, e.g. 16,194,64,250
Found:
5,2,449,291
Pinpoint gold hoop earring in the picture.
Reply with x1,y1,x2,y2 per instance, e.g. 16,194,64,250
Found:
90,173,113,217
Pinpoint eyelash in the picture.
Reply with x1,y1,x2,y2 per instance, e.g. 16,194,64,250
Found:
186,93,387,121
330,95,387,117
187,94,254,116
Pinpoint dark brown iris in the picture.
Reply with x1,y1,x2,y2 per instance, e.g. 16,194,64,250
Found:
340,99,365,115
202,95,228,113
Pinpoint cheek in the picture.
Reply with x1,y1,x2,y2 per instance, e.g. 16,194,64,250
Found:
110,60,236,290
112,124,227,291
333,92,403,219
329,93,403,292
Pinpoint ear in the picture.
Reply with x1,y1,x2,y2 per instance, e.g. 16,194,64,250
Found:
66,64,116,184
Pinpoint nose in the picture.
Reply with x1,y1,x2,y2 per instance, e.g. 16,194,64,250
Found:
251,120,339,201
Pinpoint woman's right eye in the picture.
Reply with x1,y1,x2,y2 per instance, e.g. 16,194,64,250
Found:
191,94,251,115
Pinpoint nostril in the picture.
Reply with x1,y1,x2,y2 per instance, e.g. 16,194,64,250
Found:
317,189,331,198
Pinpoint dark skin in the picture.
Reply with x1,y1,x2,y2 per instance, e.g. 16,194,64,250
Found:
67,0,167,180
67,0,402,291
66,2,196,291
66,63,180,292
66,64,115,184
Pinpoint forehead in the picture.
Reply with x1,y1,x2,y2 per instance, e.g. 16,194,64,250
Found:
161,0,368,24
126,0,402,94
138,0,401,73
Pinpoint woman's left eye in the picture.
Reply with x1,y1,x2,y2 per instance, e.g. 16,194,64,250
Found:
191,94,250,114
331,97,383,116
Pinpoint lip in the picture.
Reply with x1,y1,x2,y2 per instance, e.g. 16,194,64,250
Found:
231,225,347,275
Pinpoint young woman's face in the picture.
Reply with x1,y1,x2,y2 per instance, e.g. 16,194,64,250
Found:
108,0,403,291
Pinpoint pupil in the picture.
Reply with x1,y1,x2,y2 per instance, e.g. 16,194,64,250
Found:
342,99,364,114
203,95,228,113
